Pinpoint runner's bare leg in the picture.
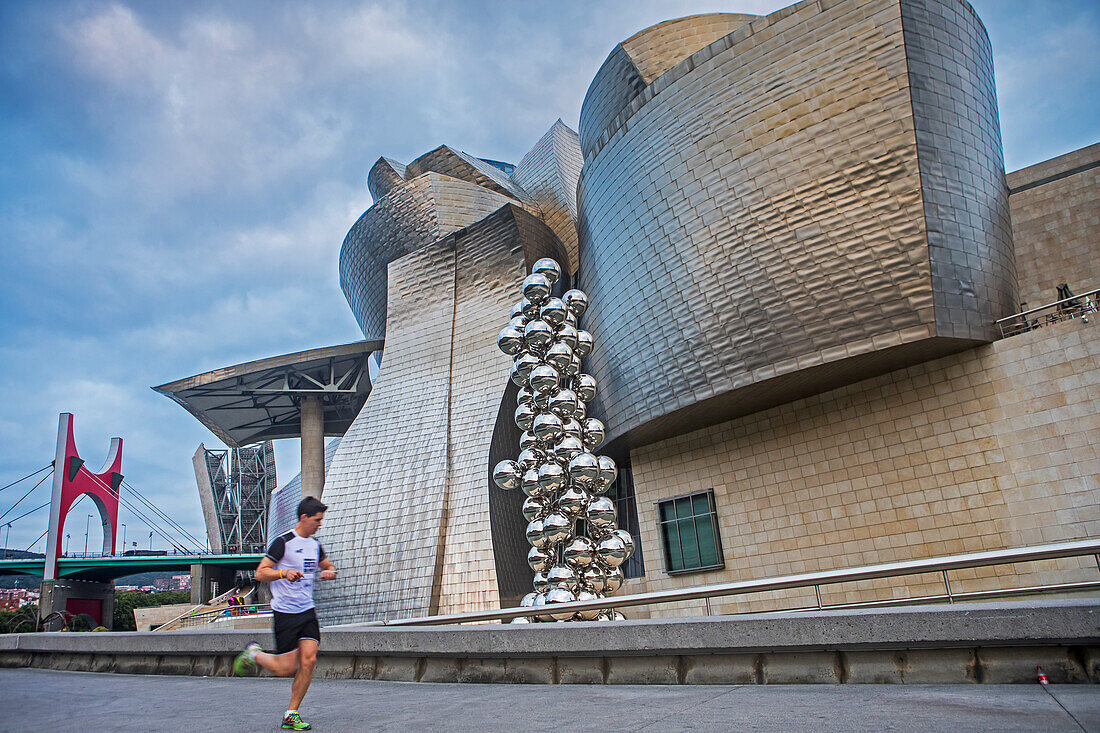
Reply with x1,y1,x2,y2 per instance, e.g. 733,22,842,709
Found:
288,639,318,711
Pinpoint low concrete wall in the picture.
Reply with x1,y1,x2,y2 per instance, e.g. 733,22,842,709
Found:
1,600,1097,684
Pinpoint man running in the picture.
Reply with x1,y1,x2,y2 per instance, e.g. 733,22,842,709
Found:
233,496,336,731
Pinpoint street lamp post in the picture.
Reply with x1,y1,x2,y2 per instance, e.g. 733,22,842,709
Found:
65,533,70,555
149,530,153,551
121,524,126,555
3,523,9,559
84,514,92,556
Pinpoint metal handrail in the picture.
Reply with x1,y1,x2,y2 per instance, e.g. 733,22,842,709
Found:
166,603,272,629
995,287,1098,337
154,585,256,632
332,538,1100,627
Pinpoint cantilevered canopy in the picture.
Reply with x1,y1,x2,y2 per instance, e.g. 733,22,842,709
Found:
154,341,383,448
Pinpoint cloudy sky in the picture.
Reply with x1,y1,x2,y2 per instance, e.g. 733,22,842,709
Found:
0,0,1097,553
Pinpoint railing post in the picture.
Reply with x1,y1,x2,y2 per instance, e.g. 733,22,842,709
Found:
704,597,712,616
814,585,823,610
942,570,953,603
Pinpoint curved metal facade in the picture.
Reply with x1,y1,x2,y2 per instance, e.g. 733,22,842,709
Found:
576,0,1016,449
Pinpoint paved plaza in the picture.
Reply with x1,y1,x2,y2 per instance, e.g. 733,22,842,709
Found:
4,668,1098,732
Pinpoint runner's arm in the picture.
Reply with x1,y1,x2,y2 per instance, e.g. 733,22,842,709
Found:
255,556,303,583
319,557,336,580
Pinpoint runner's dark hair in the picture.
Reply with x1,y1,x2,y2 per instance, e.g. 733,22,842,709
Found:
297,496,328,518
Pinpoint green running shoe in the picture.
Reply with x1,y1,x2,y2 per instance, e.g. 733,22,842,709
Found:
231,641,261,677
282,711,311,730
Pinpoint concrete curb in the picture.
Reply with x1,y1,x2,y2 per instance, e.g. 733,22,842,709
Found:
2,600,1098,684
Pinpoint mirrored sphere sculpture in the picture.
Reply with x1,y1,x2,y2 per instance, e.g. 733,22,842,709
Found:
496,259,632,622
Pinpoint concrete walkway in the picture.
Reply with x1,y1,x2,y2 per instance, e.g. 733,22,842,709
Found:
4,668,1098,732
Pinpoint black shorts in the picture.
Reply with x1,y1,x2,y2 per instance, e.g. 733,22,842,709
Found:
272,608,320,655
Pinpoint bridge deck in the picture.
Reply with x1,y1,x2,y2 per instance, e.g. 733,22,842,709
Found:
0,554,264,582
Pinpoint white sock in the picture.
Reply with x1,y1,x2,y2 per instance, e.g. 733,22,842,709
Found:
286,710,297,717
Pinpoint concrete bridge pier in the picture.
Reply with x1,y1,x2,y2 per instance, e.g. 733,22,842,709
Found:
38,579,114,631
190,564,237,605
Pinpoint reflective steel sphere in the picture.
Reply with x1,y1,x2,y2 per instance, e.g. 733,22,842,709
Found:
573,400,587,420
521,495,548,522
529,364,561,394
537,461,566,493
586,496,617,530
582,418,605,449
523,320,554,352
573,588,602,620
544,342,573,372
541,512,572,545
614,529,635,559
532,388,551,410
564,355,581,377
492,460,521,491
574,374,597,402
596,534,627,567
540,297,568,327
546,564,577,589
519,430,539,451
544,587,576,620
548,388,578,419
554,436,584,461
508,315,528,332
575,330,594,357
527,546,551,572
582,565,607,593
520,468,544,498
517,448,543,472
562,289,589,317
557,485,589,518
555,323,579,350
520,592,537,607
532,572,549,594
522,273,551,304
514,403,537,431
532,257,561,285
532,412,564,442
568,452,600,485
597,455,618,487
521,297,540,319
517,385,535,406
603,566,625,593
563,536,595,567
509,363,525,386
510,615,532,624
497,326,525,356
515,353,541,381
561,417,583,440
526,519,547,549
510,301,525,320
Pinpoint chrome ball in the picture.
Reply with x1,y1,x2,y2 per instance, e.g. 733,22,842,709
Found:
521,495,548,522
526,518,547,548
529,364,561,394
582,565,607,593
597,455,618,487
510,301,526,320
544,587,576,621
544,342,574,372
521,297,540,319
508,315,528,332
574,374,597,402
520,468,544,498
540,297,568,327
587,496,617,531
514,403,537,432
522,273,551,304
557,485,589,518
492,460,521,491
520,592,537,607
527,546,552,572
568,452,600,485
519,430,539,451
596,533,627,568
561,417,583,440
517,385,535,406
604,566,624,593
509,362,525,386
546,564,577,589
516,448,543,473
532,257,561,285
515,352,541,381
532,572,549,594
575,330,594,357
537,461,566,493
563,536,595,567
510,615,532,624
573,588,602,620
614,529,635,559
541,512,572,546
548,388,579,419
608,610,627,621
564,355,581,377
532,412,564,442
497,326,525,356
554,436,585,461
562,289,589,317
532,388,551,410
582,418,605,449
573,400,587,420
555,323,579,350
523,320,554,352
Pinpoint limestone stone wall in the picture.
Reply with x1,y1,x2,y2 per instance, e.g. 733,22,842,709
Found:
1009,142,1100,309
624,318,1100,617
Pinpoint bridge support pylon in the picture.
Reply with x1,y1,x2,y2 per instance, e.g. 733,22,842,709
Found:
39,579,115,631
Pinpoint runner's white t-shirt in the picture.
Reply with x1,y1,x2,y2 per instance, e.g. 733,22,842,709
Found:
265,530,326,614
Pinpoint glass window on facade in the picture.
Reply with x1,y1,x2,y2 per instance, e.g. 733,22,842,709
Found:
657,490,723,574
606,459,644,579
